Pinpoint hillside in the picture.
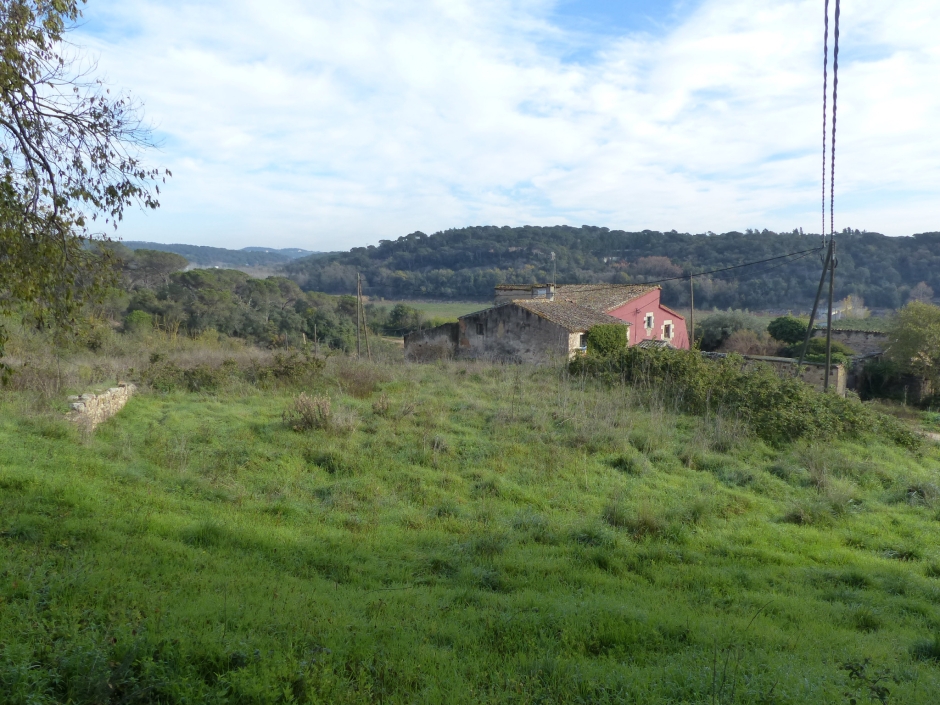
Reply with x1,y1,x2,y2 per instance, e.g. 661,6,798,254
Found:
123,241,319,268
283,226,940,311
2,351,940,701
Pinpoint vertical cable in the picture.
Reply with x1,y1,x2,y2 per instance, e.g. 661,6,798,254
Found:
829,0,840,240
822,0,829,242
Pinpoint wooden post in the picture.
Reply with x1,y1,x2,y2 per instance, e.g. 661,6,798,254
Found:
356,273,362,360
362,295,372,362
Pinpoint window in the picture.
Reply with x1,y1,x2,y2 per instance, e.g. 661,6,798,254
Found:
579,333,588,349
476,323,485,335
664,324,673,339
645,313,654,330
534,287,547,298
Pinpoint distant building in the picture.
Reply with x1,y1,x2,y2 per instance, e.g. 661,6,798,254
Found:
404,283,688,363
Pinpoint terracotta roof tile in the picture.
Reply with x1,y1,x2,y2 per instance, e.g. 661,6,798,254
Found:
513,300,629,333
554,284,658,312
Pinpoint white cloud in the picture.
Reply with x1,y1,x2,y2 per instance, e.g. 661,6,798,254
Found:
76,0,940,249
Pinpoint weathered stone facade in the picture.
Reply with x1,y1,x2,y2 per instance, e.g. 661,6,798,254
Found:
457,304,575,364
404,323,459,362
67,383,137,429
811,328,890,356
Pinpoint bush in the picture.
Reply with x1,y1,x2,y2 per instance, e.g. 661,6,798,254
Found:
123,309,153,334
783,337,855,365
142,356,240,393
569,346,920,448
284,393,332,431
254,350,325,385
767,315,807,345
886,300,940,392
587,324,628,357
719,329,780,356
695,310,764,351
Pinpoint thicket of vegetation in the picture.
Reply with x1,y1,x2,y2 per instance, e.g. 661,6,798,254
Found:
570,346,920,449
2,341,940,702
282,226,940,310
59,247,437,354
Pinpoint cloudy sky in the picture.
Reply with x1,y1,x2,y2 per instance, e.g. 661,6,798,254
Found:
76,0,940,250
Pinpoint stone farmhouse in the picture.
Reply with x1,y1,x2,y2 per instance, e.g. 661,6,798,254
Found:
404,283,688,364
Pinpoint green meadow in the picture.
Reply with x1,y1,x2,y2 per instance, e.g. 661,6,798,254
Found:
2,358,940,703
372,300,488,322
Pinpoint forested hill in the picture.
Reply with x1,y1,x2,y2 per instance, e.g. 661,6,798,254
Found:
282,226,940,311
123,242,318,268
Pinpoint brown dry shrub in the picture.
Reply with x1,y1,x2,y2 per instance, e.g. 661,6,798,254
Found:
719,329,781,356
284,393,332,431
336,363,386,398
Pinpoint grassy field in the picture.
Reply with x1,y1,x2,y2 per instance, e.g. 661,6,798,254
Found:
2,358,940,703
371,300,488,321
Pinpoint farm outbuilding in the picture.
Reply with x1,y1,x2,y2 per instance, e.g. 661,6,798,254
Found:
405,282,687,363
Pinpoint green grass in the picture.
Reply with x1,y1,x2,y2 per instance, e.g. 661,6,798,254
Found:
373,300,488,321
2,360,940,703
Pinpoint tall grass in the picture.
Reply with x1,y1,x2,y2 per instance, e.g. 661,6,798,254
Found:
2,348,940,702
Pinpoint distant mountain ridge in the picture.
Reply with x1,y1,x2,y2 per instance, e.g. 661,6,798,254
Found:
123,241,319,268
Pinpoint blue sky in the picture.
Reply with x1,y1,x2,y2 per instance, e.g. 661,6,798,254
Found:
74,0,940,250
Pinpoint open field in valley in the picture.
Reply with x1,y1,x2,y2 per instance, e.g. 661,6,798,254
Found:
371,300,489,322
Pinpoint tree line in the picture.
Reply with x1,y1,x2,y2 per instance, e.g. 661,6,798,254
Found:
282,226,940,311
85,246,433,352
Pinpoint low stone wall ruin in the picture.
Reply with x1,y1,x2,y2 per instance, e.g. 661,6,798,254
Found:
67,383,137,429
811,328,889,356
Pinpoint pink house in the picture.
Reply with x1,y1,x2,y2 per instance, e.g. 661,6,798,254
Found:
495,283,689,349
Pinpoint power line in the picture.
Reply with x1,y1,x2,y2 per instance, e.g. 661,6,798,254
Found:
370,247,823,333
538,246,824,293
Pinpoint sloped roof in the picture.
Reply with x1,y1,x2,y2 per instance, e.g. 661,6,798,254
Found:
554,284,658,312
513,300,630,333
635,339,675,349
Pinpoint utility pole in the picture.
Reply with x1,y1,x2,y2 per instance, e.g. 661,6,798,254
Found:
361,290,372,362
314,323,318,356
551,251,556,294
797,239,833,370
689,273,695,347
356,273,362,360
824,240,836,391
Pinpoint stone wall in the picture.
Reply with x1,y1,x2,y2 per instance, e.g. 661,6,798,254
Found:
812,328,890,356
457,304,571,364
404,323,459,361
67,383,137,429
704,353,847,396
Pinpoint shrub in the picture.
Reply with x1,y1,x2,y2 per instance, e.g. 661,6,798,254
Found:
258,350,324,385
784,337,855,365
337,363,384,398
587,324,628,357
284,393,332,431
695,310,764,351
569,346,920,448
123,309,153,334
767,315,808,345
887,301,940,391
718,329,780,356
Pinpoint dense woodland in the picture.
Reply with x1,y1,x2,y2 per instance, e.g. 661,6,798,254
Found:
282,226,940,311
85,247,430,352
124,241,315,268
